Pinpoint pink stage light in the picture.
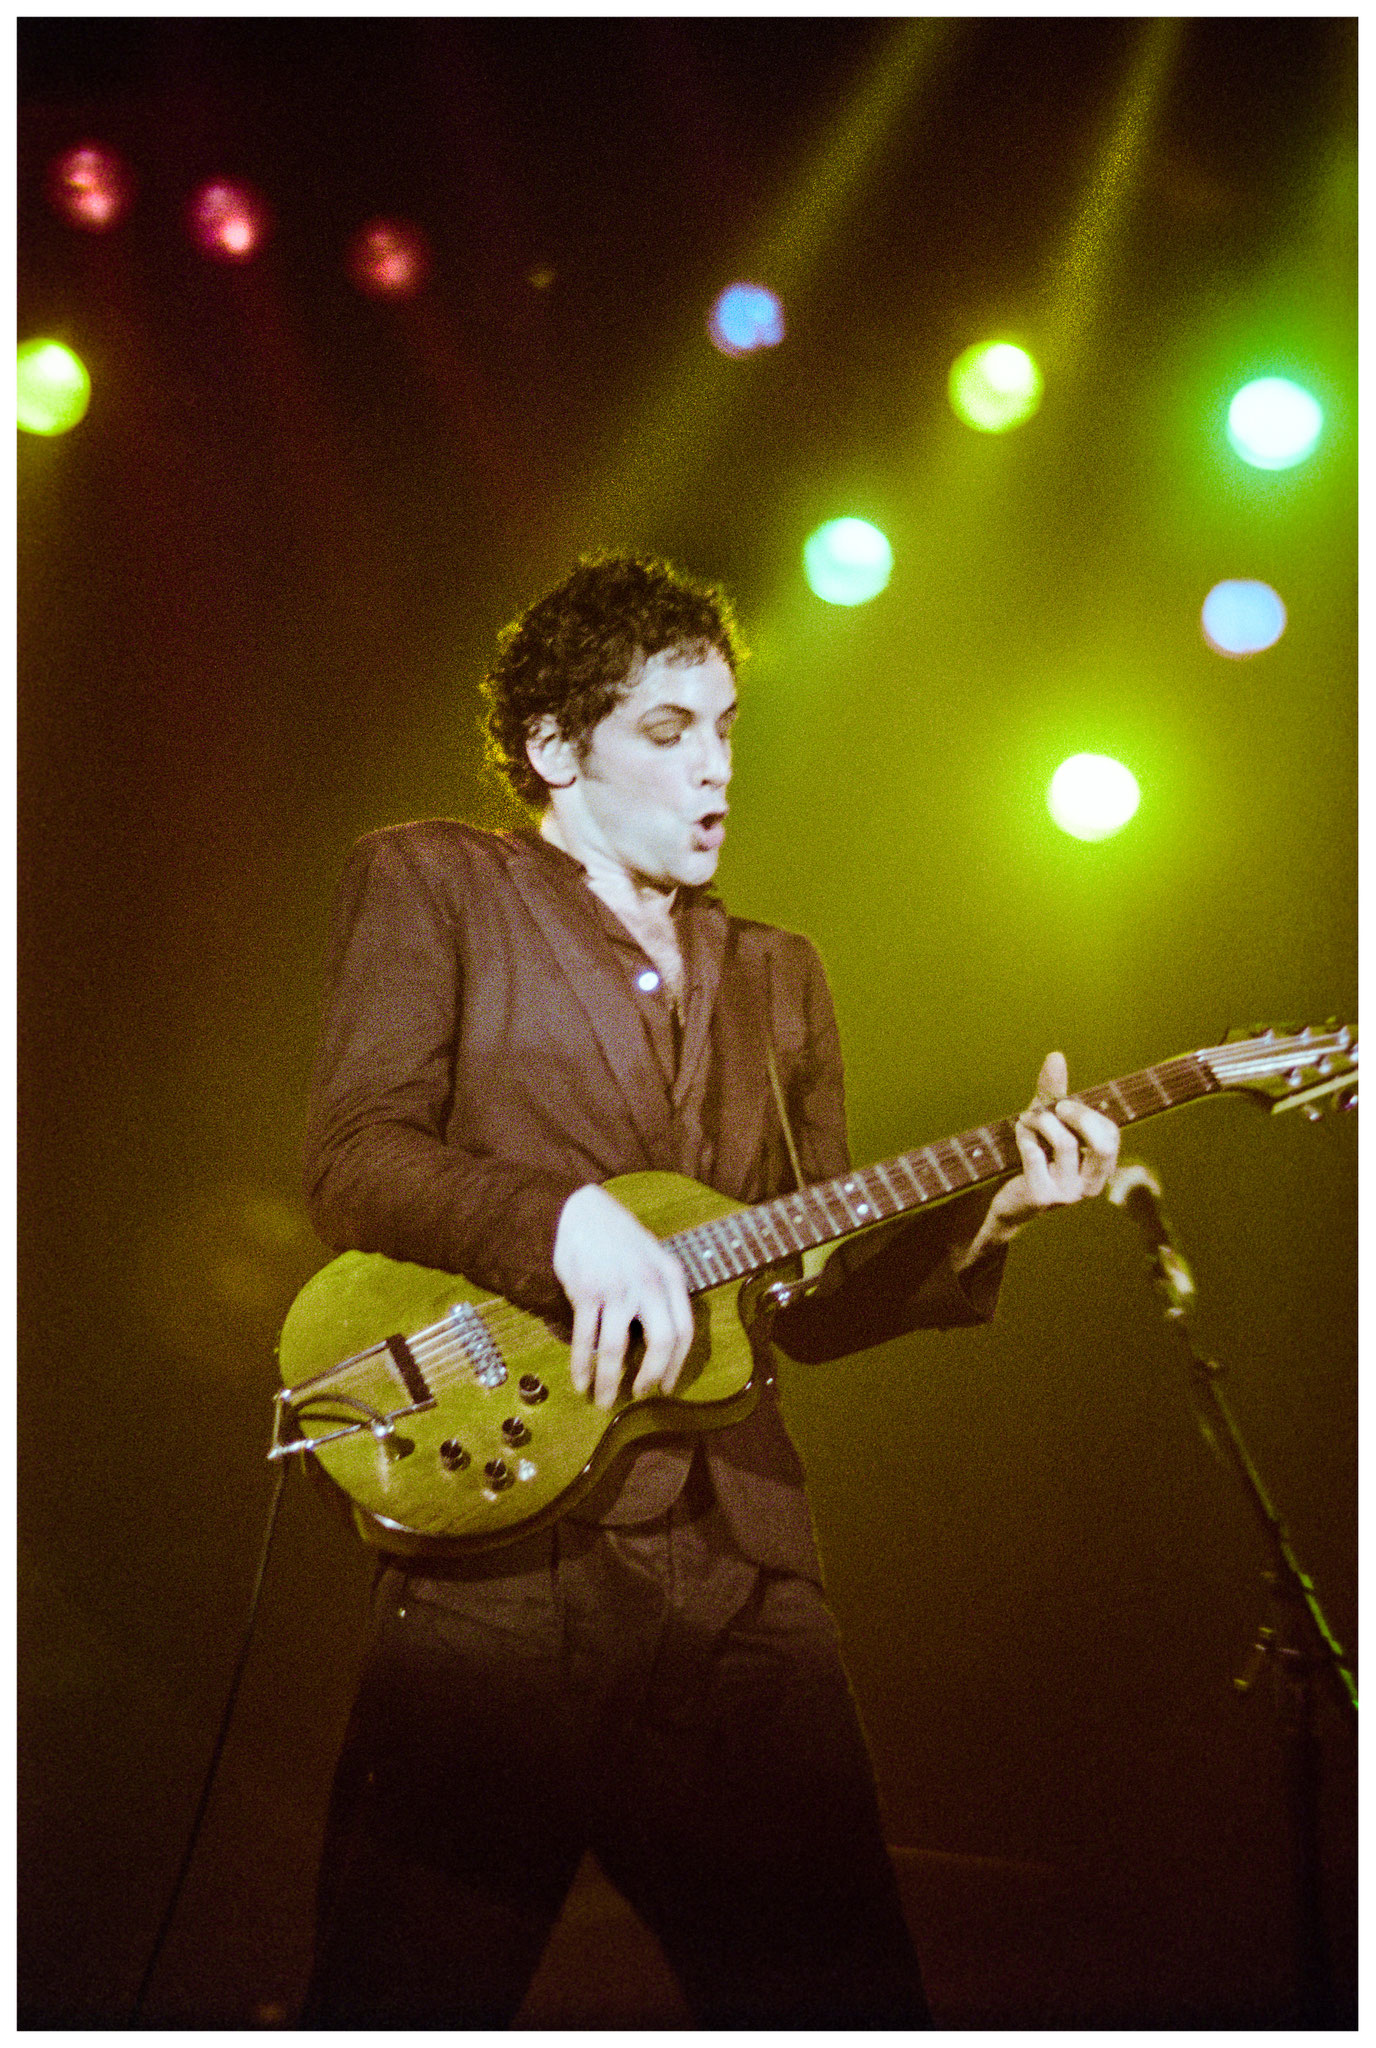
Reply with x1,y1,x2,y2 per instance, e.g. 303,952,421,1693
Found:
347,219,430,299
48,143,134,230
188,180,269,262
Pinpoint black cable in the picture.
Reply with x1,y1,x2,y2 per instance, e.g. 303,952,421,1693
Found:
129,1453,291,2024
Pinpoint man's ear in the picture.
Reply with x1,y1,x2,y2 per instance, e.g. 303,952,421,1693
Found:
525,716,578,791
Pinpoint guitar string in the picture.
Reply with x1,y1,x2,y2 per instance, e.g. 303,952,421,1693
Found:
301,1037,1351,1412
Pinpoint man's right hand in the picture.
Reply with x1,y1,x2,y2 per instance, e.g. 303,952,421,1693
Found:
552,1184,696,1411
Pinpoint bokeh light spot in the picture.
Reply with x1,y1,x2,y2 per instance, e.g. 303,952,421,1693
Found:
803,518,893,606
1201,579,1287,657
189,180,268,262
708,282,786,357
949,340,1043,433
1047,754,1140,842
47,143,133,230
17,339,91,436
348,218,430,298
1226,377,1323,470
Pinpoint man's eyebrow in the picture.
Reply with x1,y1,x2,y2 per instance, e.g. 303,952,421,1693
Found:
636,697,738,724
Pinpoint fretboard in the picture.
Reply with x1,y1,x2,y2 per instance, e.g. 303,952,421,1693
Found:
665,1052,1221,1294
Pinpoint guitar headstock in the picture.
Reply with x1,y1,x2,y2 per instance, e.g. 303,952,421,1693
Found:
1200,1020,1357,1119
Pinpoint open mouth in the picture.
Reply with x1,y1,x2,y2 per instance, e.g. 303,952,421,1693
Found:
692,810,728,850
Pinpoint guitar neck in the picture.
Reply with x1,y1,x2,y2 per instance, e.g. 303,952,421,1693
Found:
665,1052,1221,1295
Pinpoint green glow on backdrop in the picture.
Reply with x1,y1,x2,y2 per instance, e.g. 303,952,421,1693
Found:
803,518,893,606
949,341,1043,433
1047,753,1140,841
17,339,91,435
1226,377,1323,470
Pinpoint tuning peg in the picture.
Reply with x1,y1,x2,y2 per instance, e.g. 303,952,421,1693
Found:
1339,1087,1357,1113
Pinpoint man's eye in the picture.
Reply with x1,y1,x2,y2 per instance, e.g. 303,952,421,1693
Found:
646,728,682,746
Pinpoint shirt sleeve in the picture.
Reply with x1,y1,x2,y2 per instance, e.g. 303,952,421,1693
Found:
768,937,1007,1364
301,832,582,1312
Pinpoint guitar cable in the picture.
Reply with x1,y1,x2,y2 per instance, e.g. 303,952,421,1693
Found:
128,1453,290,2025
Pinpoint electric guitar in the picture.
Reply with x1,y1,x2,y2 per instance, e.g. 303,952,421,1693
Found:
272,1022,1356,1556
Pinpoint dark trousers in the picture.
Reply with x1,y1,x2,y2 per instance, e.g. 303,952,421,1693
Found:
303,1464,930,2028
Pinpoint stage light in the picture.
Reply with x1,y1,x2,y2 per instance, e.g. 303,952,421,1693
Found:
47,143,133,230
803,518,893,606
188,180,268,262
708,283,786,357
1047,754,1140,842
1201,580,1287,658
17,339,91,436
949,341,1043,433
348,218,430,298
1226,377,1322,470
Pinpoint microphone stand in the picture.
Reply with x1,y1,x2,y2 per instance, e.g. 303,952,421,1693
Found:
1111,1165,1356,2029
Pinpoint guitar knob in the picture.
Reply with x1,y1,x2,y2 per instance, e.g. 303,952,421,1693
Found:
484,1457,513,1490
501,1417,530,1445
439,1440,470,1472
518,1374,548,1404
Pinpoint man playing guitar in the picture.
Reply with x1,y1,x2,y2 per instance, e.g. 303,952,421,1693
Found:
299,552,1119,2026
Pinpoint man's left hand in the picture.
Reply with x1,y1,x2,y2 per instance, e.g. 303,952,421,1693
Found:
952,1050,1120,1271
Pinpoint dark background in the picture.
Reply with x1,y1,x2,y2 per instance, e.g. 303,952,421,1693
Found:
19,16,1356,2028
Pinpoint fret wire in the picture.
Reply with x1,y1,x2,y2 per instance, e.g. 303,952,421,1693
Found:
806,1189,839,1245
737,1213,772,1267
981,1123,1013,1173
855,1164,894,1221
771,1200,808,1254
755,1203,794,1260
695,1218,730,1279
712,1214,749,1278
871,1159,905,1212
781,1190,816,1249
1115,1070,1168,1113
675,1228,708,1277
673,1237,707,1289
940,1138,977,1186
809,1180,851,1235
953,1130,990,1180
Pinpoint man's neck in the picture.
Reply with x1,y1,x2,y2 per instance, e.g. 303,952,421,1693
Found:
539,809,679,924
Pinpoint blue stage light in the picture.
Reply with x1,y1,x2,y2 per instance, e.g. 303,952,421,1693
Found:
708,283,786,357
1201,580,1287,657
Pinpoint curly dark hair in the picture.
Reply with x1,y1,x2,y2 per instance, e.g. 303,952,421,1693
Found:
481,552,746,807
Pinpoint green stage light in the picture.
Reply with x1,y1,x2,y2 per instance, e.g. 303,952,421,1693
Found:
803,518,893,606
1047,753,1140,842
17,339,91,435
1226,377,1322,470
949,341,1043,433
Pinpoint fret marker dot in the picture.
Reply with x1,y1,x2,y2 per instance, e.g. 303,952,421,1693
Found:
636,969,660,992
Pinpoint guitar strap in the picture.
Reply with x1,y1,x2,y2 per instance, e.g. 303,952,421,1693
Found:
762,952,806,1196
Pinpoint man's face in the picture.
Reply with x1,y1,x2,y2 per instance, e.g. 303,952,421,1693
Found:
566,647,736,890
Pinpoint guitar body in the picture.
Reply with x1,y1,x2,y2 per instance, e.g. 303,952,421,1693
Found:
276,1171,771,1556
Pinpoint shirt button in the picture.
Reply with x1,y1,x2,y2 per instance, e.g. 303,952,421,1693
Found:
636,969,660,992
